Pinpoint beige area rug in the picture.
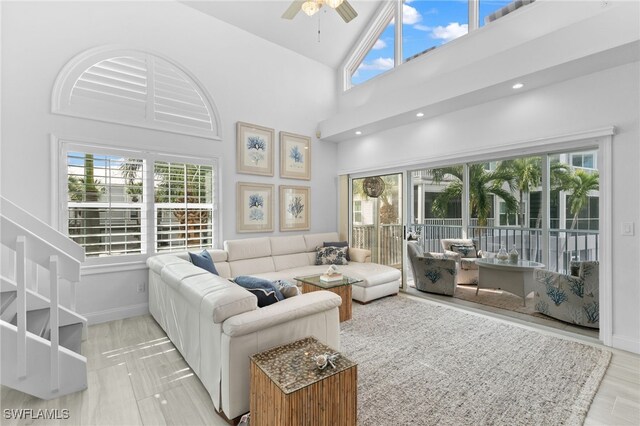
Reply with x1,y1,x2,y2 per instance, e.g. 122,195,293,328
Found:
340,295,611,426
454,284,549,320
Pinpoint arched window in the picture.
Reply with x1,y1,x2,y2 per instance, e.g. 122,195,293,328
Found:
52,47,220,140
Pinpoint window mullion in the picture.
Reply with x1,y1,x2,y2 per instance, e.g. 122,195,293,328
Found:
395,0,403,66
469,0,479,32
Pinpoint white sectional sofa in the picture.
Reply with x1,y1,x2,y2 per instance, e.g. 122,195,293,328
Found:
146,232,400,419
223,232,401,303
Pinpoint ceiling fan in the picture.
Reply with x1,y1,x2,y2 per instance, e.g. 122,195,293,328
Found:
282,0,358,23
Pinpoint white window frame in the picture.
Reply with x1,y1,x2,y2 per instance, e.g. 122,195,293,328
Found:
342,0,537,91
54,137,221,269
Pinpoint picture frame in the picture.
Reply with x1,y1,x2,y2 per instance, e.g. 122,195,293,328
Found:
237,182,274,233
236,122,275,176
279,185,310,232
280,131,311,180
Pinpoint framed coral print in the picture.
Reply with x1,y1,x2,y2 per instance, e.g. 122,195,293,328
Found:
237,182,274,233
280,132,311,180
280,185,310,232
237,122,274,176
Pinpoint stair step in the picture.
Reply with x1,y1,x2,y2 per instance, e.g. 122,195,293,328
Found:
0,291,18,323
59,323,83,354
11,308,50,338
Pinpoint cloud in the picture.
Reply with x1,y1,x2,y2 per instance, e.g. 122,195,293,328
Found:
357,57,394,72
413,24,431,32
403,4,422,25
430,22,468,42
372,39,387,50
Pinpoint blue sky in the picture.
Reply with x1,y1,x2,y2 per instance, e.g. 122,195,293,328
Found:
352,0,513,85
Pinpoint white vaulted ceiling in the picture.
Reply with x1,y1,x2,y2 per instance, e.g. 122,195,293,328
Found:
182,0,384,68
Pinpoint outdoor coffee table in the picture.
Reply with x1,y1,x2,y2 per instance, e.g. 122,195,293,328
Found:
294,275,362,322
475,258,545,306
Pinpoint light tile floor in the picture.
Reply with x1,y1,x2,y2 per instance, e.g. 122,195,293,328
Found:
1,304,638,425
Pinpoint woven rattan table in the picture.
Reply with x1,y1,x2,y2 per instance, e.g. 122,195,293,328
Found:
295,275,362,322
249,337,357,426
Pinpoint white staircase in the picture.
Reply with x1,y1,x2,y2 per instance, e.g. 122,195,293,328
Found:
1,196,87,399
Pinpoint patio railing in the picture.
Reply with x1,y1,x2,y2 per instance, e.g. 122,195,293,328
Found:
355,223,599,274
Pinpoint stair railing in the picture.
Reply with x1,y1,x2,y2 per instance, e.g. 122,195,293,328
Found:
1,196,84,392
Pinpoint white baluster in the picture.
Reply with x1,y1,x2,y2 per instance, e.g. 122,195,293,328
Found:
69,281,77,311
31,261,39,292
16,236,27,379
49,255,60,393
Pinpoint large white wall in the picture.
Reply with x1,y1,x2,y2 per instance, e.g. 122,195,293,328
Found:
0,1,338,322
337,62,640,353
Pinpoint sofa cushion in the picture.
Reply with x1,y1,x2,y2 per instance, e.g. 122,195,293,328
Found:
160,262,209,291
340,262,402,287
315,246,348,265
303,232,340,252
229,257,276,277
180,273,257,322
222,291,341,337
273,253,312,271
323,241,350,261
225,237,271,261
234,276,284,300
270,235,306,256
147,253,190,274
189,250,219,275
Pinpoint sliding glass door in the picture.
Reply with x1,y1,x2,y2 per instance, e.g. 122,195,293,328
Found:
350,174,403,274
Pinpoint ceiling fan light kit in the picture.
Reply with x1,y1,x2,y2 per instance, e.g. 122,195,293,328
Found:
325,0,345,8
301,0,320,16
283,0,356,23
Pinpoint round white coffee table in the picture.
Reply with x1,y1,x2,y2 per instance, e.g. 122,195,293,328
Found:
475,258,545,306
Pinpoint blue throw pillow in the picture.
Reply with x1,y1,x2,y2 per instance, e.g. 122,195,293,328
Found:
188,250,219,275
245,287,280,308
234,276,284,306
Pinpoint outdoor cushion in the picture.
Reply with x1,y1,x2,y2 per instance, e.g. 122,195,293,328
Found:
450,244,478,258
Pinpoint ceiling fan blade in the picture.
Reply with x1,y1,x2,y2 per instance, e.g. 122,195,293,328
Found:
282,0,305,19
336,0,358,23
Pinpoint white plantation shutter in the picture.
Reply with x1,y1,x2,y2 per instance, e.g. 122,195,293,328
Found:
70,57,148,120
152,58,213,131
54,48,220,139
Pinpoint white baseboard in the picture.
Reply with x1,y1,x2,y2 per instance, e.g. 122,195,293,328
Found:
612,334,640,354
83,303,149,325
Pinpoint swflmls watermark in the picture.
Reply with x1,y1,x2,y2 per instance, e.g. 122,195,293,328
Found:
4,409,70,420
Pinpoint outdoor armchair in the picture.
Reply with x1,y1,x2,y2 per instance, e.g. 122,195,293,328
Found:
407,241,457,296
440,238,480,285
534,261,599,328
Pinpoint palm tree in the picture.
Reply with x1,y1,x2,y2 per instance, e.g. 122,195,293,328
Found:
431,164,518,227
68,154,104,254
556,168,599,267
497,157,542,227
562,169,600,231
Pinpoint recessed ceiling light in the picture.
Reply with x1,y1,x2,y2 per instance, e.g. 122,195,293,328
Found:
512,82,524,89
355,131,362,135
416,112,424,118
